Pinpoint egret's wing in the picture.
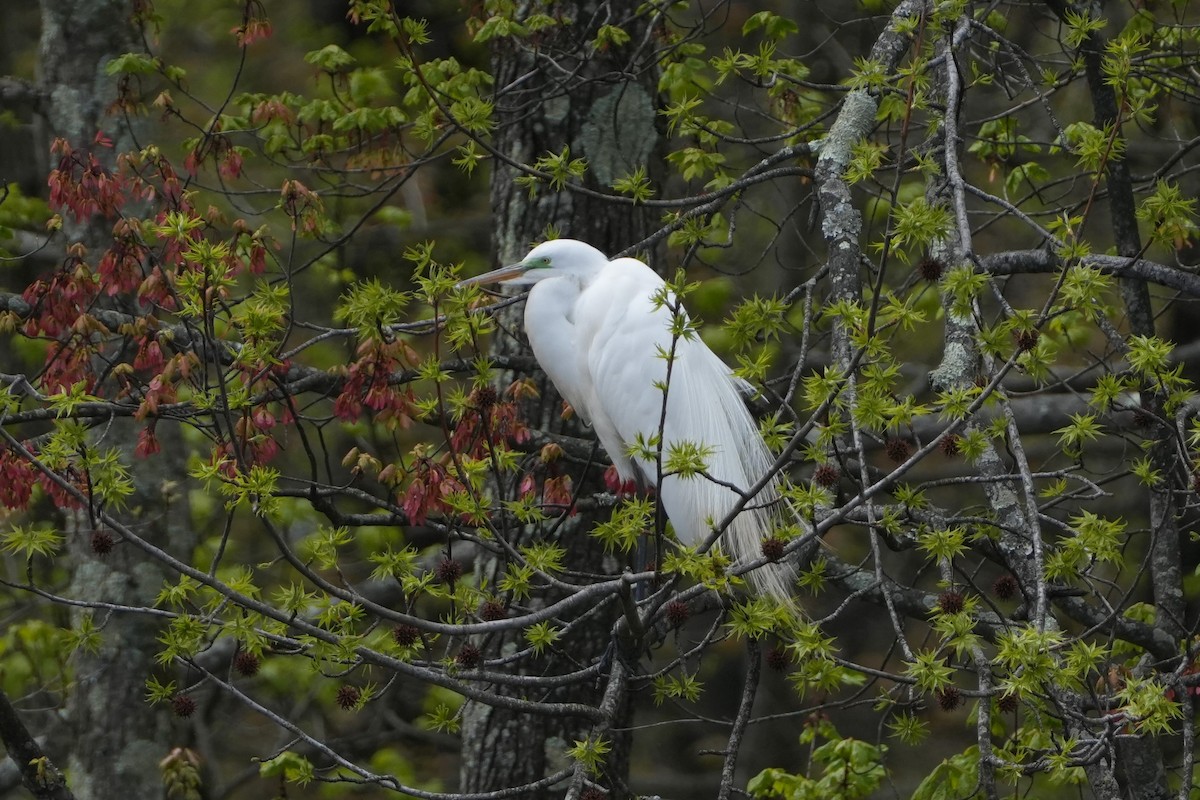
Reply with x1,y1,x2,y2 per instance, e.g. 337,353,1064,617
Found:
575,259,795,603
524,274,639,480
574,261,675,483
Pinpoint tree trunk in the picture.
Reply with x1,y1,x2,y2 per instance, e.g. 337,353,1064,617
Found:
38,2,190,798
459,4,662,797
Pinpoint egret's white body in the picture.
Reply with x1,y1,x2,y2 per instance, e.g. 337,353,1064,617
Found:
462,239,794,603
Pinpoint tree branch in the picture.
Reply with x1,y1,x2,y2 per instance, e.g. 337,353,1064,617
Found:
982,250,1200,298
716,638,760,800
0,689,74,800
0,76,44,114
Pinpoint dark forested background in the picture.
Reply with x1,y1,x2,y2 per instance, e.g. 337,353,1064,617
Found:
2,1,1200,799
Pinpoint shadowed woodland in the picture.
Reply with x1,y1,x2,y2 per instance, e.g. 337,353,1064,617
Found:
3,1,1200,798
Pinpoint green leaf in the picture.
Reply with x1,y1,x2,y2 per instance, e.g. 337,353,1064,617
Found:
653,673,704,705
1005,161,1050,195
905,650,953,693
531,146,587,190
304,44,356,72
1115,675,1183,735
335,278,410,338
567,735,611,777
612,166,655,203
1053,412,1104,454
145,675,177,705
742,11,799,39
889,197,953,262
591,496,653,553
473,15,529,43
911,748,980,800
524,621,560,654
64,612,102,655
1137,179,1198,247
519,542,565,574
749,731,885,799
259,752,315,786
46,381,100,419
105,52,158,76
888,712,929,745
1,524,63,559
595,24,631,48
423,701,462,733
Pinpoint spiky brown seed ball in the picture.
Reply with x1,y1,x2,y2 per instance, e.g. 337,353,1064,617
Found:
917,256,945,282
456,643,482,669
171,694,197,718
435,557,463,584
233,651,261,677
761,537,785,562
812,463,840,488
335,684,360,710
1133,408,1155,429
766,646,790,671
885,437,911,463
664,600,690,628
580,788,608,800
939,433,962,457
937,590,965,615
997,693,1019,713
91,530,115,555
993,574,1018,600
473,386,498,410
1193,473,1200,495
1014,328,1040,352
937,686,962,711
392,624,420,647
479,599,507,621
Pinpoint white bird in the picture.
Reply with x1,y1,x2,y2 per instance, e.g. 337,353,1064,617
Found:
459,239,795,604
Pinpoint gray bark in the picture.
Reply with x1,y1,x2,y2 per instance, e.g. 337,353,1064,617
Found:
37,2,190,798
1050,3,1176,796
459,3,662,797
0,689,74,800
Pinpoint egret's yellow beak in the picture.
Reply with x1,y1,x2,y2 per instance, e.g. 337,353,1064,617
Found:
456,262,528,287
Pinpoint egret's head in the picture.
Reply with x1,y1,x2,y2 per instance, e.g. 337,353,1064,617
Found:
457,239,609,287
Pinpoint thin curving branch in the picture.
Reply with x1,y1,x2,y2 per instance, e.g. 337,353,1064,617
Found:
981,250,1200,298
0,689,74,800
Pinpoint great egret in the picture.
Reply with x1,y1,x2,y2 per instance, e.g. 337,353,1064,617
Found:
460,239,795,603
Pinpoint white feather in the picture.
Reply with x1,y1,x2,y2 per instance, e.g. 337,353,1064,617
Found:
466,239,797,603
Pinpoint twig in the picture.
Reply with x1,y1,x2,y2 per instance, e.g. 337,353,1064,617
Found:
716,638,761,800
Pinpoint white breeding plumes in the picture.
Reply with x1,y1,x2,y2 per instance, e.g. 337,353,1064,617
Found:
460,238,796,603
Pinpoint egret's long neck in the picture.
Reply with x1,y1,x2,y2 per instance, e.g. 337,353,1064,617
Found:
523,275,587,412
527,274,583,320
